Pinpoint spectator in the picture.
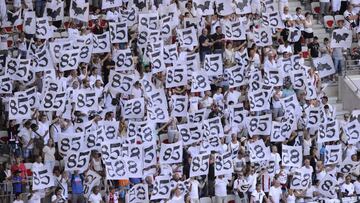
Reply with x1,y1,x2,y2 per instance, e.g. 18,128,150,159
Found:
88,186,103,203
250,184,268,203
269,179,283,203
308,36,320,58
212,26,225,54
199,28,213,62
71,171,85,203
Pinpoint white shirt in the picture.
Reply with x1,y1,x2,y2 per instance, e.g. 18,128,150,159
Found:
18,127,34,149
341,182,355,196
277,45,293,54
189,180,200,199
354,180,360,194
89,193,102,203
42,146,56,162
269,186,283,203
226,90,241,105
344,10,356,29
251,190,266,203
215,178,228,197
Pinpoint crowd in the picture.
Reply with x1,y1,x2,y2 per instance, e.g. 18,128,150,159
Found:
0,0,359,203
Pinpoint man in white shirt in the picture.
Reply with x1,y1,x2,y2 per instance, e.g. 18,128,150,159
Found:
189,177,204,203
269,179,283,203
88,186,103,203
215,175,229,203
344,4,358,29
292,7,305,31
341,175,355,197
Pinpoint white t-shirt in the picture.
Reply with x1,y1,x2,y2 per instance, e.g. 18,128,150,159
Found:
269,186,283,203
354,180,360,194
189,180,200,199
215,178,228,197
341,183,355,196
13,200,24,203
18,128,34,149
89,193,102,203
251,190,266,203
226,90,241,105
43,146,56,162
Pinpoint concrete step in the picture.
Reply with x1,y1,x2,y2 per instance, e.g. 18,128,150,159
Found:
322,83,339,97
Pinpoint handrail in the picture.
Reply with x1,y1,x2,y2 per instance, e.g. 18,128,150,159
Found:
343,59,360,95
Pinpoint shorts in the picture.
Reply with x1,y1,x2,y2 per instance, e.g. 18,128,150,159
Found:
303,31,314,39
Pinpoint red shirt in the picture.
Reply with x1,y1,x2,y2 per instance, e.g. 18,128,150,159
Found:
11,163,27,178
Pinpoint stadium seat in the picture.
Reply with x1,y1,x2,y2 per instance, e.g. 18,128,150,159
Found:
324,15,335,29
226,195,236,203
0,131,8,143
311,2,320,14
334,15,345,27
199,197,212,203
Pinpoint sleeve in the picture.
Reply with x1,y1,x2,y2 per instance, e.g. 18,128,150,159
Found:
51,195,57,201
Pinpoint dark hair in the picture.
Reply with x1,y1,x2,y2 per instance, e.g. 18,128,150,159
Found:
296,7,301,12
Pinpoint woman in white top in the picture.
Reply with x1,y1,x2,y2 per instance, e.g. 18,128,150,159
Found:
250,184,268,203
286,189,296,203
90,153,103,173
303,12,314,44
223,41,246,67
42,138,56,170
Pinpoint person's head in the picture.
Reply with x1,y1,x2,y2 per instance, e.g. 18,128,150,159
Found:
215,26,222,34
345,175,352,184
202,28,208,36
256,184,262,192
55,187,63,196
313,36,318,43
40,114,47,123
324,37,329,45
205,90,212,97
347,4,353,12
226,41,233,49
91,67,98,75
283,6,289,13
93,186,100,194
82,79,90,88
35,155,42,163
95,79,103,88
175,187,181,196
271,145,278,153
16,157,22,164
296,7,302,14
305,12,311,19
48,138,54,147
304,158,310,167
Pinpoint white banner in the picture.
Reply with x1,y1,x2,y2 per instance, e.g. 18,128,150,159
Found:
331,28,352,48
282,145,302,168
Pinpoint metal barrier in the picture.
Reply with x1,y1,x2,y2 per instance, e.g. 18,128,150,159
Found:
343,60,360,95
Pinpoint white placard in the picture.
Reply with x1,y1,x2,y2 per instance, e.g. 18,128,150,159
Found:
171,95,188,117
324,144,342,165
159,141,183,164
93,32,111,53
70,0,89,22
312,54,336,78
166,65,188,88
64,150,91,173
215,151,234,176
109,22,128,43
129,184,149,203
246,114,272,136
190,153,210,177
191,71,211,92
282,145,302,167
331,28,352,48
247,139,271,162
32,165,55,190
